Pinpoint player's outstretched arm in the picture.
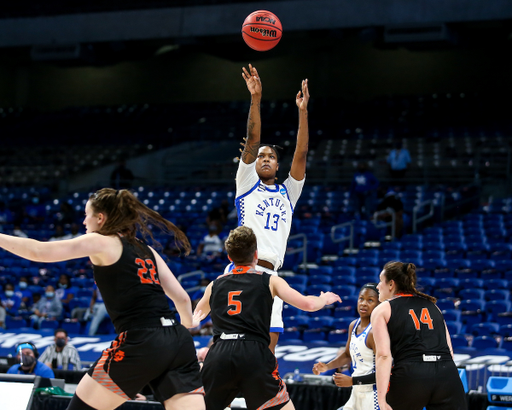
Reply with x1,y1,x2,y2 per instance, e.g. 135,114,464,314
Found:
0,232,109,263
289,79,309,181
194,282,213,320
241,64,262,164
151,247,195,328
371,302,394,410
270,276,341,312
313,321,354,375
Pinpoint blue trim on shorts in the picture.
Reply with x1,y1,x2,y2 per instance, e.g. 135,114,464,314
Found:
270,327,284,333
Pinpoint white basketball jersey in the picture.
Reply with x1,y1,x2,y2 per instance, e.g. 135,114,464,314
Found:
349,319,376,377
235,160,305,270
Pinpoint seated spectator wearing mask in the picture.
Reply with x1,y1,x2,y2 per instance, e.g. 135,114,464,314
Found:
7,342,55,378
39,328,82,370
14,276,33,309
30,285,63,329
196,225,224,261
1,283,22,316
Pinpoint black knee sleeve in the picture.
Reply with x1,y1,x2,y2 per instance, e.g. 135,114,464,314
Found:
66,394,97,410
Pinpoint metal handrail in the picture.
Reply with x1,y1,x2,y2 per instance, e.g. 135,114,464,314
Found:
413,200,434,233
330,221,354,252
177,270,205,283
287,233,308,268
372,208,396,240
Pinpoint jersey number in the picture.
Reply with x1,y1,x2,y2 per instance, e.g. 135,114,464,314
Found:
264,213,279,231
227,291,243,316
409,308,434,330
135,258,160,285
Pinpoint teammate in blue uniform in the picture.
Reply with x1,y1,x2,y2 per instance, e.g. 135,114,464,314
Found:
313,283,381,410
372,261,466,410
0,188,205,410
231,64,310,352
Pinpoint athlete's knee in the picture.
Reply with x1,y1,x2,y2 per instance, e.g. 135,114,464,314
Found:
66,394,97,410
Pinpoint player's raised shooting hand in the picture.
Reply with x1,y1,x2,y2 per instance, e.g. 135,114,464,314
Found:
242,64,262,96
296,79,309,111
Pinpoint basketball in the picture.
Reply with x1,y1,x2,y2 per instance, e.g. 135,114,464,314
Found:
241,10,282,52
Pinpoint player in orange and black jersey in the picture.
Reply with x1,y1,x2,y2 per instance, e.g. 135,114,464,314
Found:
0,188,205,410
372,261,466,410
194,226,341,410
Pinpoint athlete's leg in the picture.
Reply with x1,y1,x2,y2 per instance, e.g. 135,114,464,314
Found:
281,401,296,410
163,392,205,410
71,374,126,410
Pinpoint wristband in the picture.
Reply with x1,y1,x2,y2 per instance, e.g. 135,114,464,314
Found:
352,373,376,385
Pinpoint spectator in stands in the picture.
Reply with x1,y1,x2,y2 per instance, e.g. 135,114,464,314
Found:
206,200,231,233
110,159,135,189
30,285,63,329
14,276,32,310
7,342,54,378
1,283,22,316
0,202,13,231
49,224,66,241
86,285,108,336
387,141,411,182
39,328,82,370
24,196,46,223
62,223,82,240
374,189,404,239
350,162,379,219
0,305,5,328
196,225,224,261
55,201,76,225
12,224,28,238
55,274,78,316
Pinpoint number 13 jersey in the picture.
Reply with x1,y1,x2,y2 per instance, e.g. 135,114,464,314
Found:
235,160,305,270
210,266,273,345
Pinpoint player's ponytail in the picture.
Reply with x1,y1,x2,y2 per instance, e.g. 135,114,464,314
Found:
89,188,191,255
383,261,436,303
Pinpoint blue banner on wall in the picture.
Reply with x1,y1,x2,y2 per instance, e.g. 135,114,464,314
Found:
0,330,510,391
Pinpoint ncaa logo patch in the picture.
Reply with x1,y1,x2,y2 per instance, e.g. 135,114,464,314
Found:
280,187,286,196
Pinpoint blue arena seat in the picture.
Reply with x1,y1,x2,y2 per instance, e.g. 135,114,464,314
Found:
327,330,349,344
334,306,356,318
470,322,500,337
486,300,512,320
446,259,471,270
283,315,310,329
282,305,300,318
499,324,512,338
442,309,461,322
485,289,510,301
332,285,357,297
459,288,485,301
485,279,509,290
445,321,462,335
279,330,301,341
308,275,332,285
472,335,499,350
450,334,469,349
303,329,327,342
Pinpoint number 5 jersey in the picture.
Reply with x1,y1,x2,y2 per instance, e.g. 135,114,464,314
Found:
210,266,273,345
235,160,305,270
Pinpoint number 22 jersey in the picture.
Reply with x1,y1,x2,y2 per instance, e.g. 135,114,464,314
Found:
235,160,305,270
92,236,175,334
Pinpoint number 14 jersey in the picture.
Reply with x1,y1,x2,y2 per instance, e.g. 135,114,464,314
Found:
387,294,451,364
235,160,305,270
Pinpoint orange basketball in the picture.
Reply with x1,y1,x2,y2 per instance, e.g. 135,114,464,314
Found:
242,10,282,52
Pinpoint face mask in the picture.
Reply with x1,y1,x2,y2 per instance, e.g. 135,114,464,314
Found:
20,354,36,369
58,283,68,289
19,282,27,289
5,290,14,297
55,338,66,348
45,292,54,298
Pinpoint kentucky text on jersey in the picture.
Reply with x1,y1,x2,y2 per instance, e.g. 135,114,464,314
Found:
254,196,288,223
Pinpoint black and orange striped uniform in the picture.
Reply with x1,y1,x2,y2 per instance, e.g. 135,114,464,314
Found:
385,294,466,410
86,237,202,402
202,265,290,410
